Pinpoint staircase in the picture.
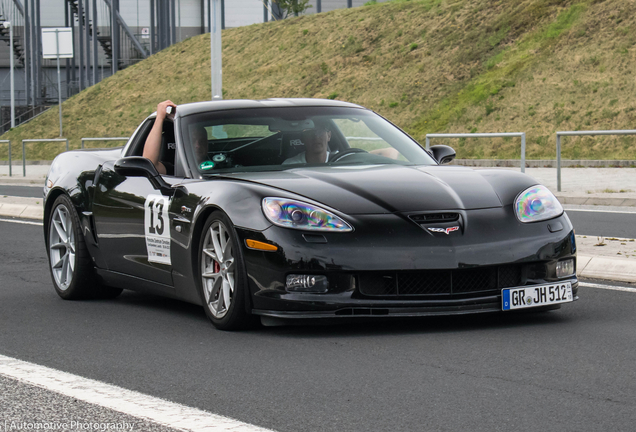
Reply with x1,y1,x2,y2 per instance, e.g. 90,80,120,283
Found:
65,0,144,70
0,12,24,66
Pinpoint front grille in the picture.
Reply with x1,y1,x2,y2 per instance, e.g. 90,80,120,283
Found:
409,213,459,224
358,265,523,297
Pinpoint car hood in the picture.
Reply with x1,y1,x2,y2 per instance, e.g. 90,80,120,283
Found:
219,164,509,214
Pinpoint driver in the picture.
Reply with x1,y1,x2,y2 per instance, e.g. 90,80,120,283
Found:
283,125,331,164
144,100,210,173
143,100,177,175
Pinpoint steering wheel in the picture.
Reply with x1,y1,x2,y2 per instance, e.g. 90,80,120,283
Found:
330,148,368,162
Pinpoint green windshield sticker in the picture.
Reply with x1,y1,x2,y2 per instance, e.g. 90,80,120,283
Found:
199,160,215,170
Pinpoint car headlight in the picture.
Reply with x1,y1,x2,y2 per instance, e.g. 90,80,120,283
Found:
262,197,353,232
515,185,563,223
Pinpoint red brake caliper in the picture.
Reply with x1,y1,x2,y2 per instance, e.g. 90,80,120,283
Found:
214,260,220,273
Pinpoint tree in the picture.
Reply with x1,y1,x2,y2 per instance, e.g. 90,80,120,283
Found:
271,0,311,20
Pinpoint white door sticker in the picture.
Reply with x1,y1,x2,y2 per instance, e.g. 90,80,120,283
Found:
144,194,171,265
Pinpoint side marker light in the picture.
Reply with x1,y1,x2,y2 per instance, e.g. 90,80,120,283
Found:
245,239,278,252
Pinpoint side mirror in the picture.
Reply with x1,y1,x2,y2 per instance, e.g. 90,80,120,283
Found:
114,157,171,190
430,145,456,165
114,156,159,177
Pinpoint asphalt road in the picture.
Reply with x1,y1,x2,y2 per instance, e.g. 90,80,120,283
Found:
566,208,636,238
0,185,43,198
1,219,635,431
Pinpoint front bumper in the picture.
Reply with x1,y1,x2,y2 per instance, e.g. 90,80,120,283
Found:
237,208,578,318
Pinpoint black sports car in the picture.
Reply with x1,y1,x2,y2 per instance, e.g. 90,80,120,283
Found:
44,99,577,330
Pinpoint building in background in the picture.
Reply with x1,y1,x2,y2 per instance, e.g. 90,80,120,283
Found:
0,0,385,132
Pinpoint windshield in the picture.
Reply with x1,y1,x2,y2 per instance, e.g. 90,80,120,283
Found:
179,106,437,174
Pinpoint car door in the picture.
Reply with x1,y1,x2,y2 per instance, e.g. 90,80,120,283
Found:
91,119,182,287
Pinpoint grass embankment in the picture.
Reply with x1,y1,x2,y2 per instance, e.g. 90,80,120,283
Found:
2,0,636,161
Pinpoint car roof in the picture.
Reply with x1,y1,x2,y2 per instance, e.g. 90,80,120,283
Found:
175,98,365,117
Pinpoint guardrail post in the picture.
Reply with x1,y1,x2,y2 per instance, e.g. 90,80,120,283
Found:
520,133,526,174
22,140,25,177
81,138,85,149
0,140,11,177
425,136,430,150
65,138,69,152
556,134,561,192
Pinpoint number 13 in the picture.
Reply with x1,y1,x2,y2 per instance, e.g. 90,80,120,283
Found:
147,198,165,235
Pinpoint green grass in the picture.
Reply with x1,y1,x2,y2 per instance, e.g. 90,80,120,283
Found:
2,0,636,161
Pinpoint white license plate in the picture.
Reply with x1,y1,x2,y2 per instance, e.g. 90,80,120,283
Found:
502,282,573,311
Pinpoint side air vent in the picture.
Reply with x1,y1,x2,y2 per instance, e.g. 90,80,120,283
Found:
409,213,459,224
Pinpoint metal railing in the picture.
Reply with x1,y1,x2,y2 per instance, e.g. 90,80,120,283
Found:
21,138,68,177
81,137,129,149
426,133,527,173
0,139,11,176
556,130,636,191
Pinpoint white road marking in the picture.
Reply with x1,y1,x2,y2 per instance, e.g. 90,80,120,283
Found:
565,208,636,215
0,217,43,226
0,354,275,432
578,281,636,293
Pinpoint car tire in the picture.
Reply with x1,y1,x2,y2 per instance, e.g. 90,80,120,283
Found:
47,194,122,300
198,211,253,330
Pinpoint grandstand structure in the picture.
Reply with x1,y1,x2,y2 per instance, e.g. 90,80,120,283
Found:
0,0,383,132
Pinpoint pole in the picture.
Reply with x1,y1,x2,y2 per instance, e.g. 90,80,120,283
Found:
56,29,62,137
520,133,526,173
178,0,181,42
65,3,70,96
210,0,222,100
221,0,224,30
200,0,205,33
150,0,155,54
36,0,41,103
556,135,561,192
70,3,76,93
93,0,98,85
9,22,15,128
317,0,321,13
347,0,352,7
85,0,91,86
112,0,119,73
263,0,268,22
171,0,176,45
78,0,84,90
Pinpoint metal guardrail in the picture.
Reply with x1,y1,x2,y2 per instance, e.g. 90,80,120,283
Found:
556,130,636,192
81,137,130,149
425,133,527,173
21,138,68,177
0,140,11,177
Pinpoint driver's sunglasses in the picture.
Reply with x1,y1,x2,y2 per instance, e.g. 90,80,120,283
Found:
301,128,328,139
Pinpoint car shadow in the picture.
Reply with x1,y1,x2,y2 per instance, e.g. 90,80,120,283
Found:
90,291,575,338
259,309,572,338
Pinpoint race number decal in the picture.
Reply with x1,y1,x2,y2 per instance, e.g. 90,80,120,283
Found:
144,194,171,265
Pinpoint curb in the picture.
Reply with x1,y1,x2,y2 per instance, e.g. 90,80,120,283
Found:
452,159,636,168
0,203,44,220
555,194,636,207
577,255,636,284
0,178,46,186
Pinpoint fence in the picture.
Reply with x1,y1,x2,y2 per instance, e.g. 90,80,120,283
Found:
0,140,11,177
556,130,636,192
81,137,130,149
21,139,68,177
425,133,527,173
